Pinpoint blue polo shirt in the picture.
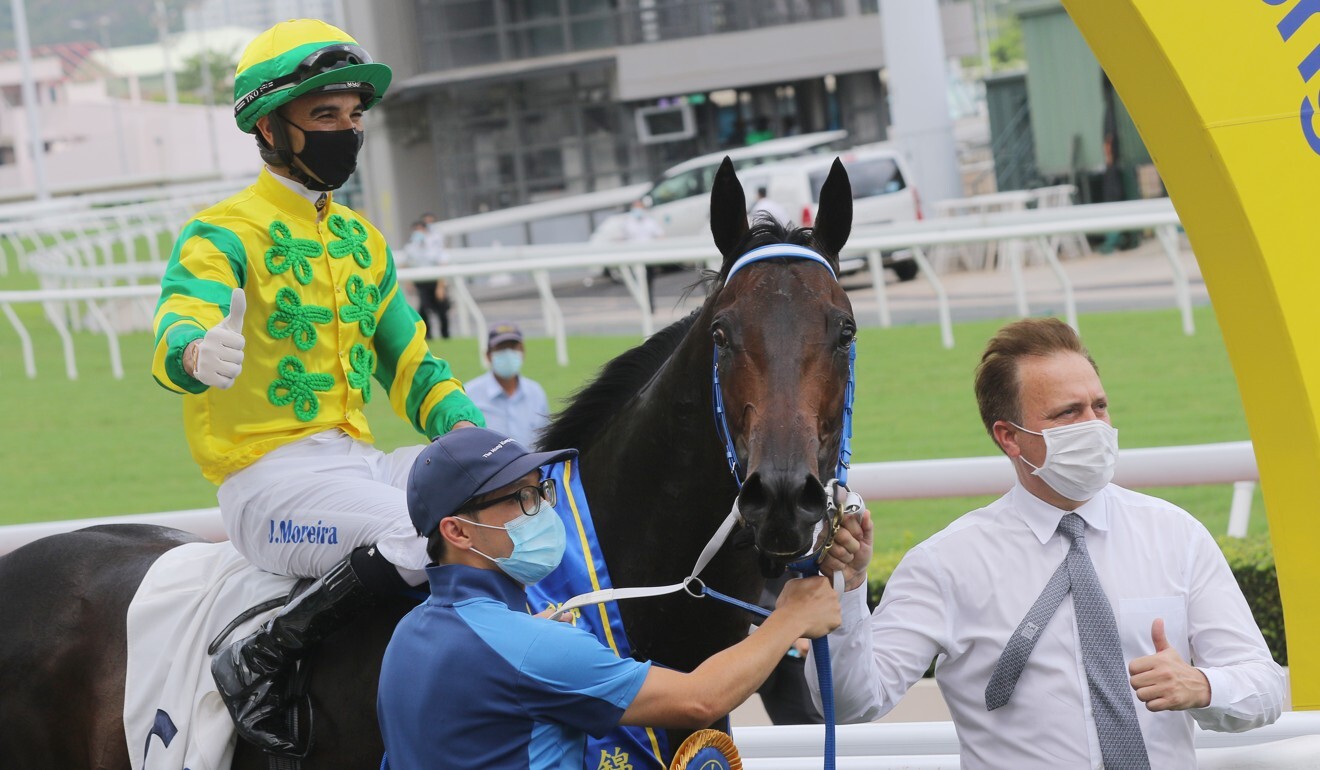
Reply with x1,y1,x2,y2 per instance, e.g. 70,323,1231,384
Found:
377,564,651,770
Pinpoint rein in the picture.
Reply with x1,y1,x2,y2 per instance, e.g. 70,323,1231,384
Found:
551,243,857,770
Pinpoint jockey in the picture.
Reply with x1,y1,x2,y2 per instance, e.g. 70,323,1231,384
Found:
150,19,484,754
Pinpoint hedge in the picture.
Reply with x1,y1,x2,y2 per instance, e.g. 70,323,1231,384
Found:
865,534,1286,668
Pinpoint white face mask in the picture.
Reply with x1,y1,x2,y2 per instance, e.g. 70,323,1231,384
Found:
1012,419,1119,502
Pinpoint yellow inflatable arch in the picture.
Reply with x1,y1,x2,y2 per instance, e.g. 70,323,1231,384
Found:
1059,0,1319,706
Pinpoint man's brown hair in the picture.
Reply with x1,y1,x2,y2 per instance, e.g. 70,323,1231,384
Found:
974,318,1098,443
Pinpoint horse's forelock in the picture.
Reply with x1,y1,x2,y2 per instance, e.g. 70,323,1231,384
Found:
715,220,834,283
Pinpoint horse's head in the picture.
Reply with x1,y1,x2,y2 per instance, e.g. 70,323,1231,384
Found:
708,157,855,575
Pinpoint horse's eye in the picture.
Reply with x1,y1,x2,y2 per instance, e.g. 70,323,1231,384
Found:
839,325,856,348
712,327,728,348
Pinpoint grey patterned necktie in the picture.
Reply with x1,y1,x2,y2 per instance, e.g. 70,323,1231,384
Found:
985,512,1150,769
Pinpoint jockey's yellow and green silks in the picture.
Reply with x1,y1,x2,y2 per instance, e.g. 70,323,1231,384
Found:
152,169,483,484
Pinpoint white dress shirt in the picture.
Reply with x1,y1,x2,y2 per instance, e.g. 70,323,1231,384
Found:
465,371,550,449
750,197,792,226
810,483,1285,769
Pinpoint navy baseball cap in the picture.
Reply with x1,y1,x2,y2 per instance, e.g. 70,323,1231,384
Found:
487,321,523,349
407,428,577,536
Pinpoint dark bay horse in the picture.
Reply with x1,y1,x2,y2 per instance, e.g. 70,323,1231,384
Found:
0,157,856,769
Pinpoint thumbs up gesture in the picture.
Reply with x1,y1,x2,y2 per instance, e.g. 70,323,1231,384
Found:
1128,618,1212,711
190,288,247,389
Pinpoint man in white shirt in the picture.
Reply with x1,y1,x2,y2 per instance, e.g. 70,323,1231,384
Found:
620,199,665,309
465,322,551,448
813,317,1285,769
406,213,450,339
749,186,792,226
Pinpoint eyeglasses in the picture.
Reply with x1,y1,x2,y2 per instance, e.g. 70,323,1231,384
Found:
235,44,376,117
470,478,557,517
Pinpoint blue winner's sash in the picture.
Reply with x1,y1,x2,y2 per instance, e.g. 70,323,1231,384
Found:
527,460,670,770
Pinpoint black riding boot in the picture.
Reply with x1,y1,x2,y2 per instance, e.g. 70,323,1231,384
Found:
210,553,376,754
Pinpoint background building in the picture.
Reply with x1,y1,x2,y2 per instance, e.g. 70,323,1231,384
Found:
183,0,342,33
343,0,978,240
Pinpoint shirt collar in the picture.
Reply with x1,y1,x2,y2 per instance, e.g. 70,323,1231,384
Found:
1011,482,1112,544
425,563,528,609
256,167,330,220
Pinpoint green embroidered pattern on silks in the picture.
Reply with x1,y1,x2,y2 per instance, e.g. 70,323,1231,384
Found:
327,214,372,268
267,355,334,422
347,343,376,403
267,287,333,351
339,274,381,336
264,220,324,285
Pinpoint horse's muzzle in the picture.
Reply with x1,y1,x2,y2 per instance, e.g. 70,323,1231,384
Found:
736,469,829,564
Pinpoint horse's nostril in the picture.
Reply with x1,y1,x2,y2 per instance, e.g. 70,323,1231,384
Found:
798,474,827,515
737,472,769,514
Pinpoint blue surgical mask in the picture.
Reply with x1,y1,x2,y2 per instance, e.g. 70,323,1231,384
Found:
410,231,425,244
490,349,523,379
460,500,566,585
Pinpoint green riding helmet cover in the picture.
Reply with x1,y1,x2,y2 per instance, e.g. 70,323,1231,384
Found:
233,18,392,134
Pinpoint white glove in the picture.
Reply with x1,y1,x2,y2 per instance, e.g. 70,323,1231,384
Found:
191,288,246,389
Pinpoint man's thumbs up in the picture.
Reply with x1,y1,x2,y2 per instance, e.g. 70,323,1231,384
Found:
1129,616,1212,711
191,287,247,389
1151,618,1171,653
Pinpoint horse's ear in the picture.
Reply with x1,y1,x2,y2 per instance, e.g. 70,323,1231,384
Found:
709,157,749,259
811,158,852,257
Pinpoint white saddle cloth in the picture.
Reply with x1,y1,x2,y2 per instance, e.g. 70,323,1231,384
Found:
124,541,297,770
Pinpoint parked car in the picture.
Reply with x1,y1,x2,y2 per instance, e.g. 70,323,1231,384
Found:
738,143,924,281
590,129,847,245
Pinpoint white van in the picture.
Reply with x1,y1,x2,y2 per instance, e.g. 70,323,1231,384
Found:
590,130,847,244
739,144,923,280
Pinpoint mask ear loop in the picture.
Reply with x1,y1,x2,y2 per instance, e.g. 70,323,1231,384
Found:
263,110,323,190
1008,422,1046,473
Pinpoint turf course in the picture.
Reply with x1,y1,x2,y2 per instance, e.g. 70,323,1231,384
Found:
1,304,1264,565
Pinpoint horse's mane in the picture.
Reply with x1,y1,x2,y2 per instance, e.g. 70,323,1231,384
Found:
538,311,699,452
539,217,824,454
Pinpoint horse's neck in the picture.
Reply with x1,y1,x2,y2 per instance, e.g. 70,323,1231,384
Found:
581,312,739,562
597,321,723,485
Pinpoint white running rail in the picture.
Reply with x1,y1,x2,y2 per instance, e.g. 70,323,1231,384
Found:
0,198,1189,377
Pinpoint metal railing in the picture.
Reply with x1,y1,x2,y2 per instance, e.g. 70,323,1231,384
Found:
0,441,1258,556
0,197,1188,378
731,712,1320,768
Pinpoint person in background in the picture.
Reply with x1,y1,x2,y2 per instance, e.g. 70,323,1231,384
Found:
812,317,1285,769
621,199,665,309
405,213,451,339
376,427,842,770
749,186,792,227
465,322,550,448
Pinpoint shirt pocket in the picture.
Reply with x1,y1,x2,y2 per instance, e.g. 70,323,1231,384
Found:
1118,596,1189,662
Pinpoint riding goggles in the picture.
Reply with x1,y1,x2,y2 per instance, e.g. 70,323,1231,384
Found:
234,44,376,118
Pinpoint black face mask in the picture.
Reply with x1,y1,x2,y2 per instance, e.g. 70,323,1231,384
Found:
290,125,364,191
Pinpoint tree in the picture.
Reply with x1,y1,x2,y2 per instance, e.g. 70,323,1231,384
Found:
989,14,1025,71
176,48,236,106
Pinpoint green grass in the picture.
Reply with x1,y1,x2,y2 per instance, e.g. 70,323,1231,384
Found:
1,304,1264,569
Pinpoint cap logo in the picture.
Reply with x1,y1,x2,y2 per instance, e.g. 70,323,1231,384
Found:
483,437,517,459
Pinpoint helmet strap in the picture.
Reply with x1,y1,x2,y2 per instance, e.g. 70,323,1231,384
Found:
260,110,320,189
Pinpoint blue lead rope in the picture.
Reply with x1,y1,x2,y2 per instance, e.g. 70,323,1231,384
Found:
702,581,834,766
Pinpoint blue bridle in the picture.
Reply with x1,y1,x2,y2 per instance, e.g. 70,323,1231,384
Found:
711,243,856,489
709,242,856,770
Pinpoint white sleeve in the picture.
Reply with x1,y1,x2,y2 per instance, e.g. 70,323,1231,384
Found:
806,547,948,723
1183,523,1286,732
